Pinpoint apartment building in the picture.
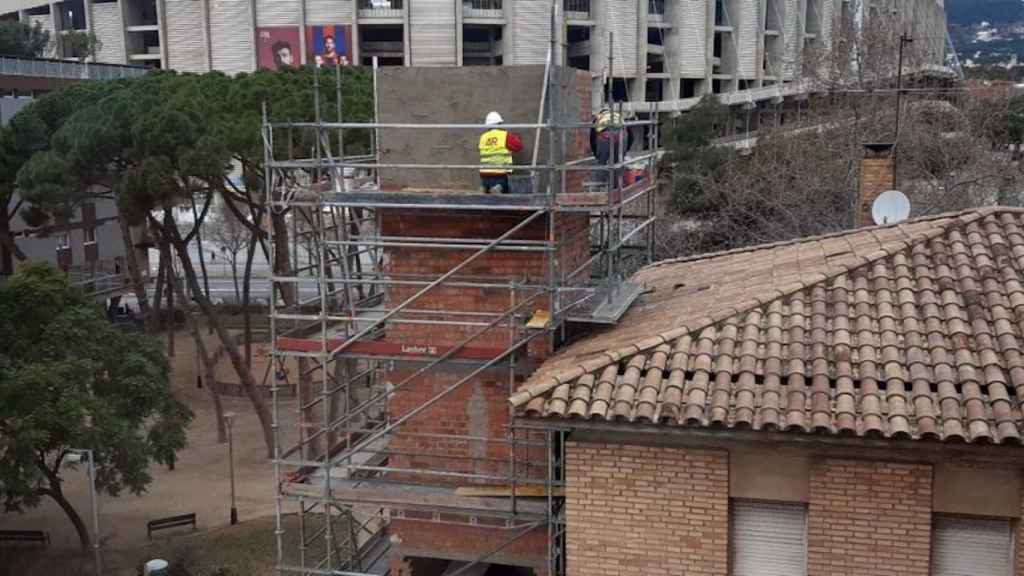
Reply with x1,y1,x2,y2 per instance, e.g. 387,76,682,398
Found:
0,0,947,111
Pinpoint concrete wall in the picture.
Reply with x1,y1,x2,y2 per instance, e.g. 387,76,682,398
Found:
0,96,31,124
376,65,590,191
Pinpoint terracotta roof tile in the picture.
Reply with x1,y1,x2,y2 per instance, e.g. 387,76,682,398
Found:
515,208,1024,446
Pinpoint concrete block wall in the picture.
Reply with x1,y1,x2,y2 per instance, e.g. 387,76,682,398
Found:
807,459,933,576
376,65,592,193
564,442,729,576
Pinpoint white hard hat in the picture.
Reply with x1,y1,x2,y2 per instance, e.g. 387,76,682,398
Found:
485,111,503,125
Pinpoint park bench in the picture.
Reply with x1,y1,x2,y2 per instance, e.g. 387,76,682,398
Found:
147,513,197,539
0,530,50,545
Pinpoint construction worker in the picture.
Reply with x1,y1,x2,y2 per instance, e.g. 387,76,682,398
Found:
590,106,633,187
478,111,524,194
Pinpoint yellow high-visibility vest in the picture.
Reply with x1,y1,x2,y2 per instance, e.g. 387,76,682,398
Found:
595,110,622,133
479,129,513,174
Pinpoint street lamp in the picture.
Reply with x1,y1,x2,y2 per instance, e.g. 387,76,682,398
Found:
223,411,238,525
66,448,101,576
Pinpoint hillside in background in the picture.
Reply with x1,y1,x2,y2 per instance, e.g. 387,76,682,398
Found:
947,0,1024,67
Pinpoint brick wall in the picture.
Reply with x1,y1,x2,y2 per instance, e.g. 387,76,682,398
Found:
386,368,548,485
807,459,932,576
1017,484,1024,575
858,155,894,226
564,442,728,576
381,209,590,354
389,519,549,573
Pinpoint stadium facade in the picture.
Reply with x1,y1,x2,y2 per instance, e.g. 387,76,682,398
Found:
0,0,947,111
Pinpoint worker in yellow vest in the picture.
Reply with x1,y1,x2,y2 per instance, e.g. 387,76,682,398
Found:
478,111,524,194
590,106,632,187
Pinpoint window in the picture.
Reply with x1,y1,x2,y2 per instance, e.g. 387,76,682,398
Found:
932,516,1012,576
730,501,807,576
57,233,70,249
84,227,96,244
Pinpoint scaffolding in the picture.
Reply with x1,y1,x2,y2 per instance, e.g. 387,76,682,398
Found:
266,63,659,576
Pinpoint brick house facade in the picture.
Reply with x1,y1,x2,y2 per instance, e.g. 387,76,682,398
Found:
562,436,1023,576
514,208,1024,576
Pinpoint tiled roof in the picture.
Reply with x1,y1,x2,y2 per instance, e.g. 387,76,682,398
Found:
512,207,1024,445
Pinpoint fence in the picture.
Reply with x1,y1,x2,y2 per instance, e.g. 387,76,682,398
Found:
0,55,149,81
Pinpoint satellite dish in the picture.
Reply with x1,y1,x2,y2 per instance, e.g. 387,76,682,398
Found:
872,190,911,226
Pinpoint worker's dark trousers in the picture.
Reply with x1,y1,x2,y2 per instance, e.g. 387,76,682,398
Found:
593,132,623,187
481,174,510,194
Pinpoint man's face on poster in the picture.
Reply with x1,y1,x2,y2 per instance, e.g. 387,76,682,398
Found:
325,36,336,54
277,46,293,66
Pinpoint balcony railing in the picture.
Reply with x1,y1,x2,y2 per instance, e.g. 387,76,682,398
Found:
358,0,404,18
564,0,590,17
0,55,149,81
464,0,502,17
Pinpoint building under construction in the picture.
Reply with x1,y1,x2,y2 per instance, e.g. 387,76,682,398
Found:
265,64,658,575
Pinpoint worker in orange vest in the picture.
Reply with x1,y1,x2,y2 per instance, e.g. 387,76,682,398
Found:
478,111,524,194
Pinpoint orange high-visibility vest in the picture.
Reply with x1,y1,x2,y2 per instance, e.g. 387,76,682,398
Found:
479,129,513,174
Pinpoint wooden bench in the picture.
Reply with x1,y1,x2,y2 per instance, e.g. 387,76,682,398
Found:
0,530,50,545
147,513,197,539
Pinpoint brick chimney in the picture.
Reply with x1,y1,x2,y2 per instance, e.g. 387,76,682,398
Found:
858,143,895,227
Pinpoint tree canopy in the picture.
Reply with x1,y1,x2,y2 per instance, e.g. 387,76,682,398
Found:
0,263,192,548
11,65,374,458
0,20,50,58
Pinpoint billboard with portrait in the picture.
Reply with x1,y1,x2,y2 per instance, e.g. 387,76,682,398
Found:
256,26,300,70
306,25,352,67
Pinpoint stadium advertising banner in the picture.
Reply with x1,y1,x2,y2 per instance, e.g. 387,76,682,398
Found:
256,26,301,70
306,25,352,67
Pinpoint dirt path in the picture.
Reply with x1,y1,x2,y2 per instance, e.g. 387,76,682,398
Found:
0,329,295,574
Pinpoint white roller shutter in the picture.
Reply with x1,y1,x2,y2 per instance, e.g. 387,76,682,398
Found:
256,0,299,27
409,0,456,66
730,501,807,576
510,0,550,65
209,0,255,74
91,2,126,64
605,0,639,77
165,0,208,72
781,0,799,79
677,0,706,77
817,0,834,51
932,516,1012,576
306,0,353,25
735,0,758,78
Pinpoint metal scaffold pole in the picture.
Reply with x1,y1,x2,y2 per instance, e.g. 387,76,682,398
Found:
264,66,660,576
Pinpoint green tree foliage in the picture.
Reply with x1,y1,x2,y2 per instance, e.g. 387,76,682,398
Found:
0,263,191,548
1001,94,1024,151
662,95,731,215
13,66,374,457
0,20,50,58
59,30,102,62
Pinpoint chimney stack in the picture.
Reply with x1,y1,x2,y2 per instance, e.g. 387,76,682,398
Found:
858,143,895,227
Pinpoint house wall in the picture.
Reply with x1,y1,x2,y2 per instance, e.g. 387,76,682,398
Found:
564,442,729,576
8,196,127,275
564,438,1024,576
807,459,932,576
